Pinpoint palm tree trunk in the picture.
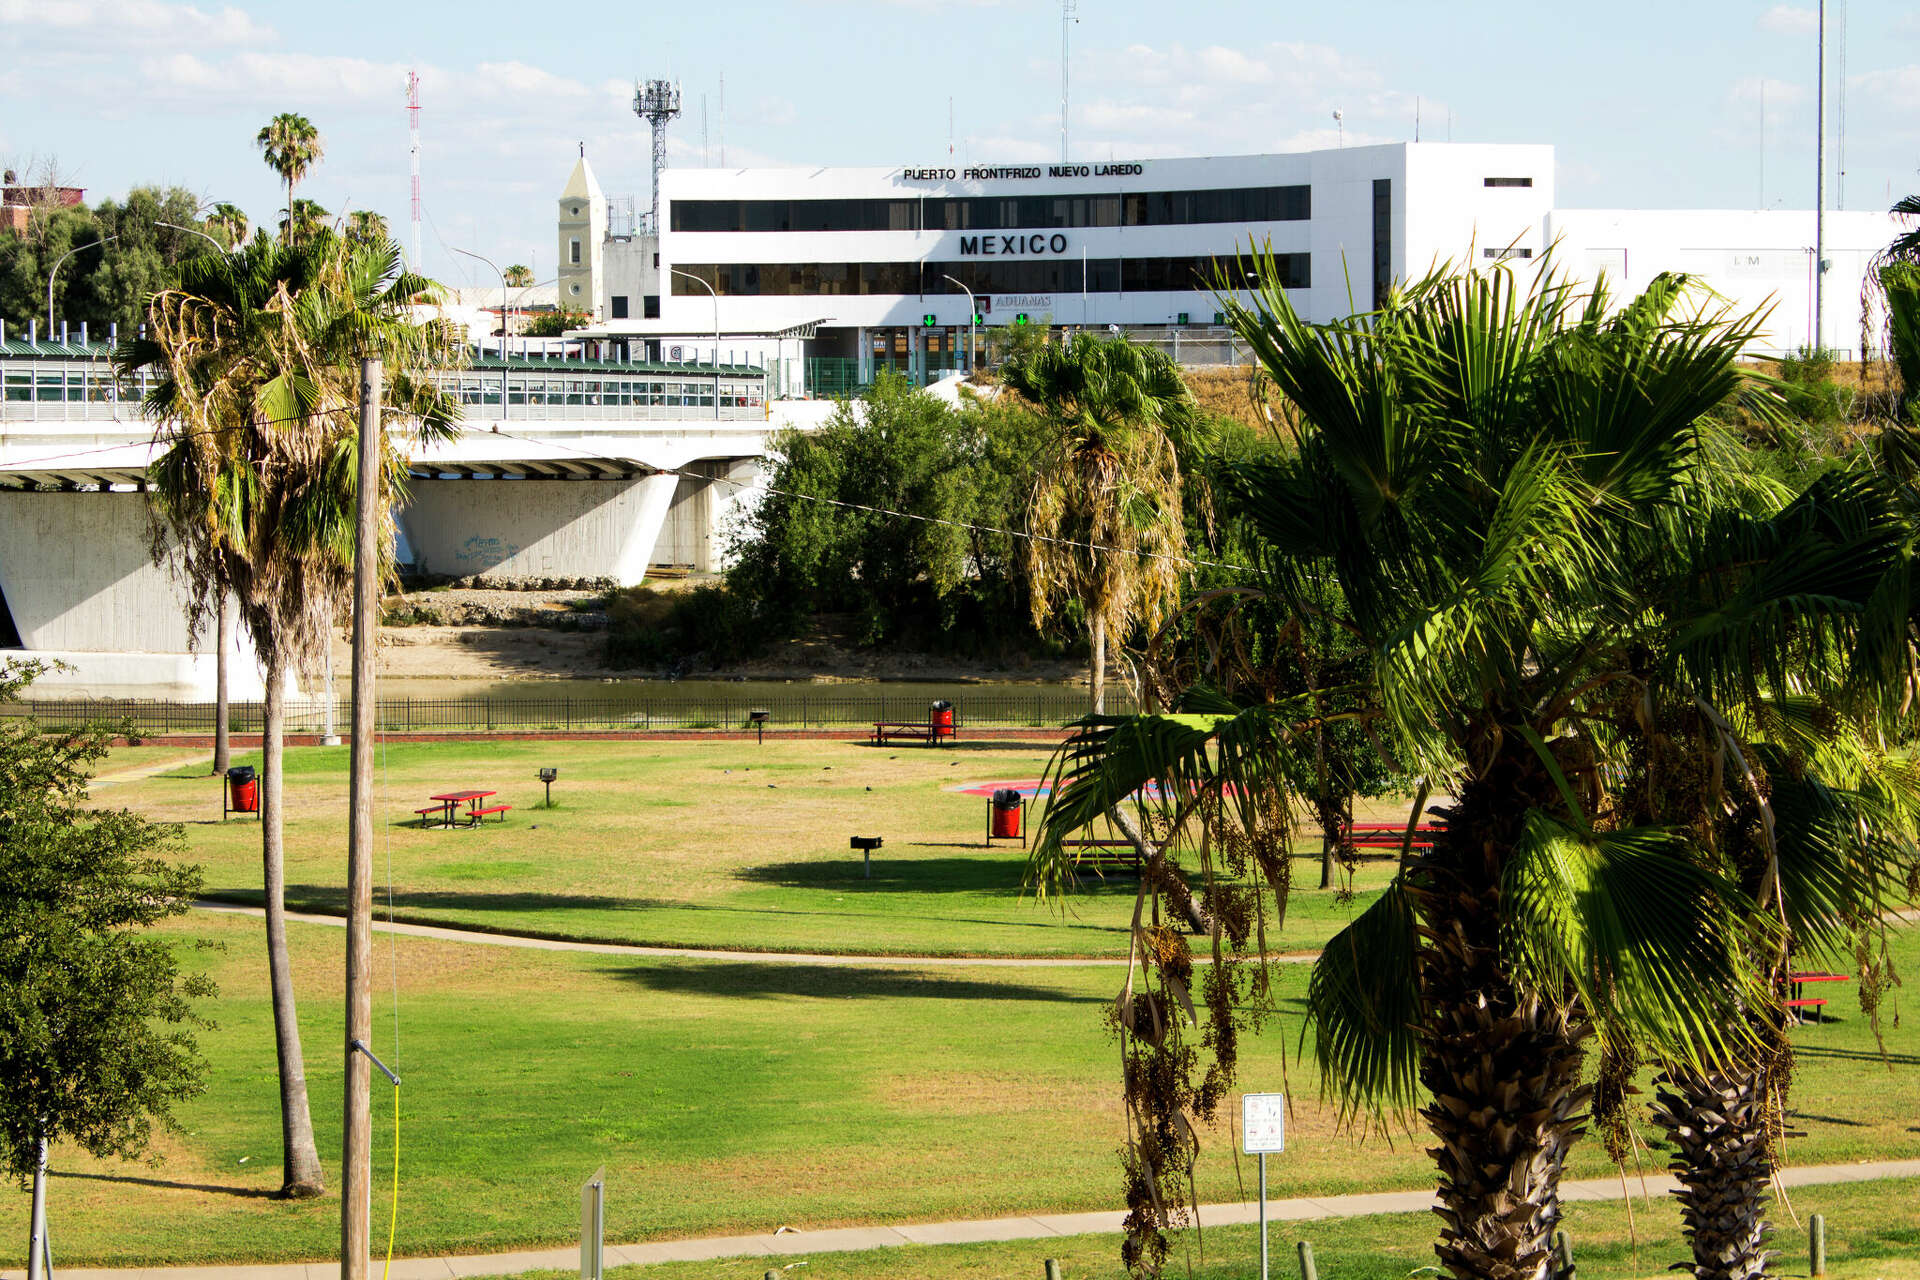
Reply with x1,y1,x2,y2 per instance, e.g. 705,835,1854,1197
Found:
1414,763,1589,1280
262,655,324,1198
1090,612,1106,715
212,595,231,775
1650,1050,1779,1280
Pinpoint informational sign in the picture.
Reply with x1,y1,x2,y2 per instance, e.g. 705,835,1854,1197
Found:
1242,1093,1286,1154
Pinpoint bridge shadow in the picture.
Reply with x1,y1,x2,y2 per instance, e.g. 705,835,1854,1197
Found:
612,961,1103,1004
269,884,670,914
1792,1043,1920,1068
53,1169,277,1200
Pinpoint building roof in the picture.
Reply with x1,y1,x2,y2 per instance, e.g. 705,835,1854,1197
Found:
0,340,762,377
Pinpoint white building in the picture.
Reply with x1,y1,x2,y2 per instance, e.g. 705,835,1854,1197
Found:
568,141,1896,384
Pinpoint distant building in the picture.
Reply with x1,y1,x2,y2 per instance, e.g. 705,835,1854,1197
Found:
1,169,85,235
555,142,1898,393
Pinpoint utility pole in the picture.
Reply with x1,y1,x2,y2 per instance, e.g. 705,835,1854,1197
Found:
1814,0,1826,354
340,358,381,1280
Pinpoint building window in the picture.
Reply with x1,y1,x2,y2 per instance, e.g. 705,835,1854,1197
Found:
1482,247,1534,260
643,295,661,318
671,184,1311,233
571,205,581,215
1483,177,1533,188
610,295,629,319
570,238,582,265
1372,179,1391,310
667,253,1309,297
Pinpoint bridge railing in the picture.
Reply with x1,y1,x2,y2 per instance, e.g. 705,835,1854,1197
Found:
1,687,1126,735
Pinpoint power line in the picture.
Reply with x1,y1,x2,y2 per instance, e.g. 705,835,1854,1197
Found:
468,422,1258,575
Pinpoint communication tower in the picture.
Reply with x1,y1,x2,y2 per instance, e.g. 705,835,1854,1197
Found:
633,79,682,233
407,69,422,270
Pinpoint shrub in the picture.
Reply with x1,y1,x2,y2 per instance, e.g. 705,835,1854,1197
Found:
605,583,763,670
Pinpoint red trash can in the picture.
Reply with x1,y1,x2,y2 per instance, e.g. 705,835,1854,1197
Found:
227,765,258,814
990,788,1022,839
930,699,955,741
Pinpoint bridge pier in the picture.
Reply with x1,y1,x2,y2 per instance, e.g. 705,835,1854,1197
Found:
0,490,268,700
401,472,685,586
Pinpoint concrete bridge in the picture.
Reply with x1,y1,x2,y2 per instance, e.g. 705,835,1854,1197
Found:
0,336,830,698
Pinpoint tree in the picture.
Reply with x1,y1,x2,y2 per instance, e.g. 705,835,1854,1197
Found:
1038,263,1778,1279
206,204,250,249
255,113,323,245
0,660,210,1266
279,199,330,244
1001,333,1196,713
1621,466,1920,1280
503,263,534,287
522,307,589,337
117,230,461,1198
343,210,388,250
0,186,204,333
724,373,1049,652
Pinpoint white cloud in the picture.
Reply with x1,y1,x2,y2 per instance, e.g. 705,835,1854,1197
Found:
1758,4,1818,35
0,0,272,47
1851,65,1920,113
1050,40,1423,159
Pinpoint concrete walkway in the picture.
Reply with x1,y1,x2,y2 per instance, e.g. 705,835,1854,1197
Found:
33,1158,1920,1280
196,902,1320,969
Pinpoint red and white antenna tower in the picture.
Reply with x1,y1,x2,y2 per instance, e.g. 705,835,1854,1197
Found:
407,69,423,271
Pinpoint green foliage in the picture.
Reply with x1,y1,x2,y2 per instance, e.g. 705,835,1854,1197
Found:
604,583,764,669
726,373,1056,654
1775,346,1855,427
1881,262,1920,418
523,308,590,337
0,660,209,1186
0,186,215,333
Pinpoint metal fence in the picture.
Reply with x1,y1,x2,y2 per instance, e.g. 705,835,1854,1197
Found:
2,687,1129,736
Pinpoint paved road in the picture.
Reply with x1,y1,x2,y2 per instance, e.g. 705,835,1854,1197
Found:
30,1158,1920,1280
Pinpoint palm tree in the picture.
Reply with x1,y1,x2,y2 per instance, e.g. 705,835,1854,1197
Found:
344,210,389,249
1001,333,1195,714
1623,465,1919,1280
117,230,460,1199
255,113,322,245
1038,262,1779,1279
503,263,534,288
279,199,330,244
205,203,249,249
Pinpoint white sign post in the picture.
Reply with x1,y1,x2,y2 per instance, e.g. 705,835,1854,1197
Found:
1242,1094,1286,1280
581,1165,606,1280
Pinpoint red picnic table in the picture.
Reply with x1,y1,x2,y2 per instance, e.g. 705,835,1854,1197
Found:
417,790,508,829
1786,971,1850,1024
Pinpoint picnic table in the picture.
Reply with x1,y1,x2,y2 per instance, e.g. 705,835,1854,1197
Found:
1340,821,1438,854
871,720,958,747
416,790,509,829
1786,970,1850,1024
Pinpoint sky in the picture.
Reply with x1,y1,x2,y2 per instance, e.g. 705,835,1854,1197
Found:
2,0,1916,294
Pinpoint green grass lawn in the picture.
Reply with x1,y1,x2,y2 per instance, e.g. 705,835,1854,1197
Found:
524,1176,1920,1280
7,910,1916,1268
111,739,1405,957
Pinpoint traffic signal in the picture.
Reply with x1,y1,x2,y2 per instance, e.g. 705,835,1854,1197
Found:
922,314,937,327
1015,313,1030,326
973,313,985,325
1176,312,1190,326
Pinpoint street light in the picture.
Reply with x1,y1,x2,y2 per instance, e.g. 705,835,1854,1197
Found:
940,273,976,378
450,247,510,420
669,268,723,420
47,235,117,334
155,220,225,252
